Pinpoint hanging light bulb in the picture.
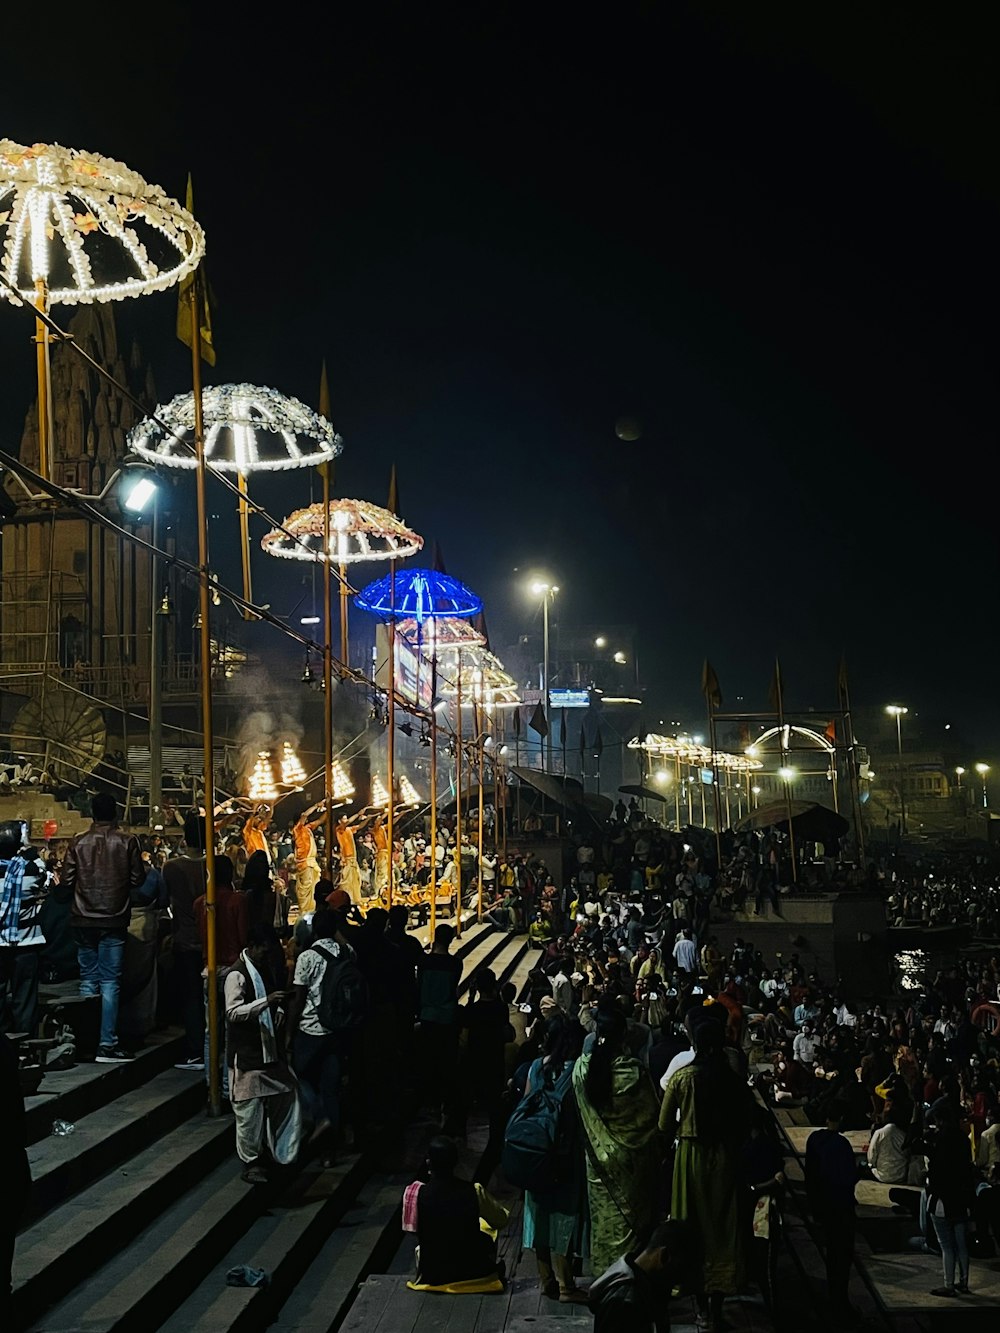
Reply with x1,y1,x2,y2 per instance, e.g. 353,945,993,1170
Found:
280,741,307,788
301,656,314,684
247,750,278,801
157,588,174,616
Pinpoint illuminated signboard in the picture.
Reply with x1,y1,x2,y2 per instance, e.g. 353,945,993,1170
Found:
548,689,591,709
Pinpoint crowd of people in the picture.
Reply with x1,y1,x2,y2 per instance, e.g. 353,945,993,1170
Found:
8,784,1000,1329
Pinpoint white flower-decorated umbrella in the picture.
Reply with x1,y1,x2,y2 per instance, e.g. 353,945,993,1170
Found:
0,139,205,480
262,496,423,668
128,383,345,611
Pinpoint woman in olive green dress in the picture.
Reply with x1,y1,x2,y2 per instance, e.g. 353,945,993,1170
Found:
572,1006,662,1276
659,1018,754,1331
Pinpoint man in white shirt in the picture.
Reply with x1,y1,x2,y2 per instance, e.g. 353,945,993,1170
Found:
867,1118,923,1184
792,1022,818,1067
672,928,698,975
550,962,573,1015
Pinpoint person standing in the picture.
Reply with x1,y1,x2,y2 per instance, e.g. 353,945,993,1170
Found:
659,1018,754,1331
291,802,325,916
194,854,249,1099
672,928,698,977
225,923,302,1184
163,812,208,1071
924,1100,975,1297
573,1006,662,1277
336,810,371,904
418,923,463,1129
63,793,144,1062
0,821,51,1038
804,1099,859,1322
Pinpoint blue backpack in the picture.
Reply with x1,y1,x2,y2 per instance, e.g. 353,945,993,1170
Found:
501,1059,576,1193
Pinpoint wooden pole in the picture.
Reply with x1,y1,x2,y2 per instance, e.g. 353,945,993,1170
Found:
34,280,50,482
477,700,485,924
429,637,438,939
455,649,462,937
774,660,798,883
339,560,349,668
322,470,334,873
189,274,220,1117
237,472,253,616
387,565,396,910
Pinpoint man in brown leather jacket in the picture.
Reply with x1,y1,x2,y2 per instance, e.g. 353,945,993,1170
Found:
63,791,144,1062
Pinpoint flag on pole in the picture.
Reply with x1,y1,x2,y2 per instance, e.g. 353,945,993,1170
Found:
701,659,722,710
512,707,522,738
594,727,603,758
559,709,567,755
579,724,586,761
768,659,784,716
825,719,837,744
837,654,850,710
472,608,490,650
431,540,447,574
387,464,400,516
528,702,548,738
175,176,216,366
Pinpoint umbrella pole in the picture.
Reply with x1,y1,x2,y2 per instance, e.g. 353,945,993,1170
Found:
775,687,798,883
675,754,681,830
322,469,334,874
429,638,438,940
237,472,253,616
477,701,485,924
387,565,396,910
455,649,462,936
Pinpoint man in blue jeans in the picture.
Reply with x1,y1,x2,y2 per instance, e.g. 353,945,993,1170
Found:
63,792,145,1062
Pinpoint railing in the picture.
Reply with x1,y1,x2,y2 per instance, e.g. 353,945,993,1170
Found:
0,730,132,820
0,659,247,701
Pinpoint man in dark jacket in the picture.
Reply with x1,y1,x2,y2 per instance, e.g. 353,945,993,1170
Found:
588,1219,693,1333
63,792,144,1062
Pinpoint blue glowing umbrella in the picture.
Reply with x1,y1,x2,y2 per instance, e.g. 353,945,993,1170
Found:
354,568,482,624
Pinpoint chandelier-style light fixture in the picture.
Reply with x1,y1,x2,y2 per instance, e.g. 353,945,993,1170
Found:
128,384,343,473
0,139,205,306
261,497,422,563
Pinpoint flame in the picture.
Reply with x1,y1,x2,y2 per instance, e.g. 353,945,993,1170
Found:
399,774,421,806
370,774,390,807
247,751,278,801
280,741,307,788
332,761,355,802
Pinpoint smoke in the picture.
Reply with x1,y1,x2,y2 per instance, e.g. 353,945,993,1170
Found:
227,661,370,792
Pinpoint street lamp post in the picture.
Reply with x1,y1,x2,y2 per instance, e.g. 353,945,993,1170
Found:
531,581,559,772
975,762,990,809
886,705,908,835
122,465,162,821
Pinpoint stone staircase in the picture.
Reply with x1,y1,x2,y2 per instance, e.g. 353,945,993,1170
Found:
14,921,536,1333
0,788,92,839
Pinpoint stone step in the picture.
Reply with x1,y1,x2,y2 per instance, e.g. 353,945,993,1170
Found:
24,1064,209,1228
13,1114,233,1327
162,1165,398,1333
26,1156,270,1332
24,1026,186,1144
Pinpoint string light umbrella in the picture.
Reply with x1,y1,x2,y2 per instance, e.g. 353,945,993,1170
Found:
129,382,343,615
262,496,422,869
262,497,423,664
356,570,483,927
0,139,205,481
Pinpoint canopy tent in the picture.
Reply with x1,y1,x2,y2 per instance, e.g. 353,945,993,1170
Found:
734,800,848,841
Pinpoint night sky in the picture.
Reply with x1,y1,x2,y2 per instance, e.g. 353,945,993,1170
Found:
1,5,996,749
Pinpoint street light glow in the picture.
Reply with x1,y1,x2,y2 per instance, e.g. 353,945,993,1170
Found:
885,704,908,717
975,763,990,776
595,636,607,648
778,766,796,782
653,769,669,784
613,650,626,664
123,475,157,513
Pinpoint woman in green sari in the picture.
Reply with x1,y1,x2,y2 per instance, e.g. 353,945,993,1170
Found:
659,1018,754,1331
572,1006,663,1276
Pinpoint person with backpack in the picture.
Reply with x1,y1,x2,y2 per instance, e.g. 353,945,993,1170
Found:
506,1013,590,1302
285,908,368,1161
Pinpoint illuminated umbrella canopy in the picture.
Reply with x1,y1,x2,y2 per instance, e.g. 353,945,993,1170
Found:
397,615,485,652
261,498,422,563
128,384,342,473
0,139,204,305
354,568,482,624
440,651,521,706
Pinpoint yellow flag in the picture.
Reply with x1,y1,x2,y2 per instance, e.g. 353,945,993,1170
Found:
387,463,399,515
176,175,216,366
